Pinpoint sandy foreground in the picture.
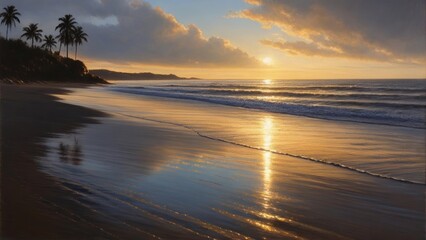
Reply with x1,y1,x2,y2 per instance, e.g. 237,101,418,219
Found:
0,83,112,239
0,83,425,240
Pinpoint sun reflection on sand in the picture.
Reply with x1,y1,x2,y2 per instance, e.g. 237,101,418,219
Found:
262,116,273,210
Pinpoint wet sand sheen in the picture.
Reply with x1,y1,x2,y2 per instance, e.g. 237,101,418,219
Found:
33,86,426,239
57,86,426,183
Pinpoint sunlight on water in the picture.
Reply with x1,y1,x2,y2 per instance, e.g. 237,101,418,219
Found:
262,79,272,85
262,116,273,210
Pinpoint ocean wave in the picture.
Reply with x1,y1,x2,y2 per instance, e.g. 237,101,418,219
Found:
110,87,425,129
158,84,426,94
143,87,426,102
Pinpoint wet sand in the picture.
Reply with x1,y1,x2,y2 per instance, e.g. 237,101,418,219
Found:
1,84,425,239
0,84,111,239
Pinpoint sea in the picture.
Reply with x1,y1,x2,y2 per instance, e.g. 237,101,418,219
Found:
109,79,426,129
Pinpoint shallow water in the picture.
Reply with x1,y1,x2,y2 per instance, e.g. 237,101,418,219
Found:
54,83,426,184
37,81,426,239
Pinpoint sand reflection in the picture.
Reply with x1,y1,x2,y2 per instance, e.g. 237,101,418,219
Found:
262,116,273,210
58,137,83,165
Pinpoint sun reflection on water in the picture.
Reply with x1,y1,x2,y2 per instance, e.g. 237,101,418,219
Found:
263,79,272,85
262,116,273,210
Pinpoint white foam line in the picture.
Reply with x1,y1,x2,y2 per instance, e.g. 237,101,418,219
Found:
117,113,425,186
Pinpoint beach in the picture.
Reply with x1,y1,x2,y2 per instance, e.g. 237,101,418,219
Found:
1,0,425,238
0,84,116,239
1,82,424,239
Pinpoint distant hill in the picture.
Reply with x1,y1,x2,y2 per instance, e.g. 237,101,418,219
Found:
90,69,198,80
0,37,107,84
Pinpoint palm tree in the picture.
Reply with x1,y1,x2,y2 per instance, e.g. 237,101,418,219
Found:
41,34,57,52
56,33,65,54
21,23,43,47
0,5,21,40
72,26,88,60
55,14,77,58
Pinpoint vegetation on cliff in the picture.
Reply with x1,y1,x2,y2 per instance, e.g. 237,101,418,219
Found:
0,5,105,84
0,37,107,83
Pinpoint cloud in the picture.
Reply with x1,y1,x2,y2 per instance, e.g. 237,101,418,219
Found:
1,0,258,67
261,39,342,57
80,15,119,27
235,0,426,64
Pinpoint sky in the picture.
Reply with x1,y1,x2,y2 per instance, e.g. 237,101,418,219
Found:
1,0,425,79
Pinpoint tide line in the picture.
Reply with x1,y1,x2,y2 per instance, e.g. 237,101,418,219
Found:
117,112,425,186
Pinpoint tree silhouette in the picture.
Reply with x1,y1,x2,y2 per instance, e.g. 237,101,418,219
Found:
41,34,57,52
56,33,65,54
0,5,21,40
21,23,43,47
73,26,88,60
55,14,77,58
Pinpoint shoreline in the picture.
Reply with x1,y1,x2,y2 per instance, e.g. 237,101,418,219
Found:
60,84,426,184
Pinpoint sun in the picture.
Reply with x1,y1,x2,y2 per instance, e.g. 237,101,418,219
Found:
262,57,273,65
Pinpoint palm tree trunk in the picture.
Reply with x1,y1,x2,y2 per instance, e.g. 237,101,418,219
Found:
66,32,69,58
75,45,77,60
6,26,9,40
59,42,62,55
31,38,34,48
